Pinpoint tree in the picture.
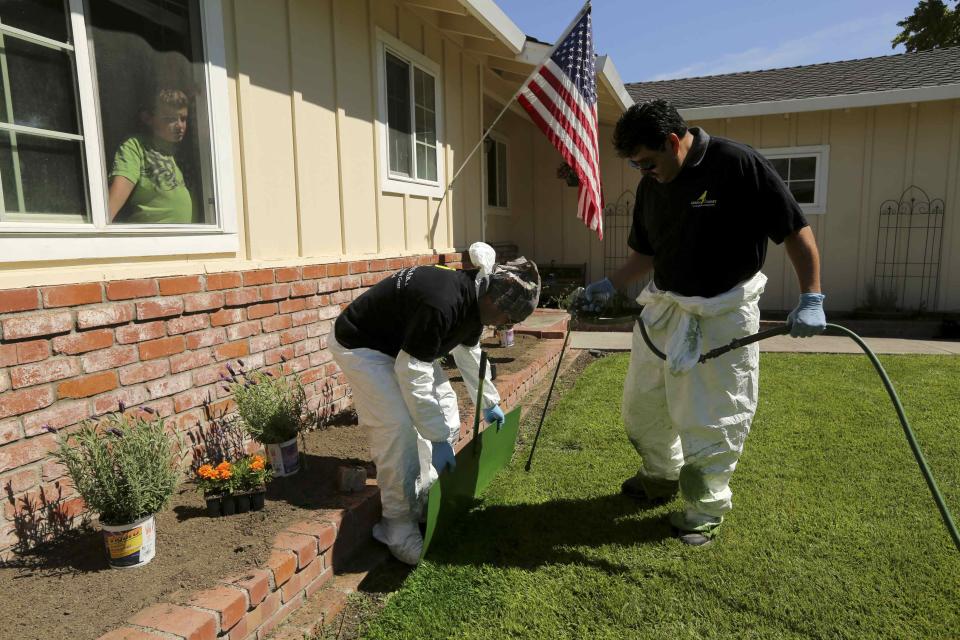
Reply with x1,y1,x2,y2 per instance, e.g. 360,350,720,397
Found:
891,0,960,52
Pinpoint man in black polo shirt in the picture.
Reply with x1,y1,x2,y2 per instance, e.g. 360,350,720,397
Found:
330,244,540,564
585,100,826,546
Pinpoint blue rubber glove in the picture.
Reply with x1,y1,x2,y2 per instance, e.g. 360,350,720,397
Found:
584,278,615,311
431,441,456,473
787,293,827,337
484,405,506,431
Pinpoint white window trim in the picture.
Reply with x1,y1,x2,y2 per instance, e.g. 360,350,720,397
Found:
484,131,509,216
0,0,238,263
759,144,829,215
374,29,445,198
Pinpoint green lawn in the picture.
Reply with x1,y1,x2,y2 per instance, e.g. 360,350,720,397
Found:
362,354,960,640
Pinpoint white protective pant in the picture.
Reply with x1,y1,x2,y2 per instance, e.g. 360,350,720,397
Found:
622,273,765,531
329,335,499,522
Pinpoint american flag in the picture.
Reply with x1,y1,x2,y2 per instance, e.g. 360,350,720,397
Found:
518,5,603,239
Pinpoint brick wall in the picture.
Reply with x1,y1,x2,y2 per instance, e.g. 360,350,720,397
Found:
0,251,471,557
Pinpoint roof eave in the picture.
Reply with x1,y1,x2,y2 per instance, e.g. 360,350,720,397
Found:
457,0,526,54
675,83,960,120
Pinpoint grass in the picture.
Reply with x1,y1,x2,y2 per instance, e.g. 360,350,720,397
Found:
361,353,960,640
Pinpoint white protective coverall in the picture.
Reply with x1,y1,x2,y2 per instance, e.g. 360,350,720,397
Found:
622,271,766,533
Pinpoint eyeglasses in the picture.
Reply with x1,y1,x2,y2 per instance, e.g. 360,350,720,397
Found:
628,159,656,171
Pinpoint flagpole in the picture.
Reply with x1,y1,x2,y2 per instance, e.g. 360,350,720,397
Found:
429,0,593,244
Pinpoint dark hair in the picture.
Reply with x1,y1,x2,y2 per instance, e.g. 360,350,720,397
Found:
612,99,688,158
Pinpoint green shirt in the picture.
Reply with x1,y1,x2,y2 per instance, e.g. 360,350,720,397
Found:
110,136,193,224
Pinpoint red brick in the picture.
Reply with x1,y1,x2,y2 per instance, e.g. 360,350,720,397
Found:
326,263,348,277
16,340,51,364
105,279,158,301
265,346,295,366
340,275,361,290
266,549,297,587
22,400,89,436
115,321,166,344
58,371,118,399
119,360,170,386
305,565,334,598
225,288,259,307
77,305,134,329
211,308,245,326
317,306,340,321
129,603,217,640
330,291,352,305
183,292,225,313
214,340,249,361
249,333,280,354
242,269,274,286
262,315,292,333
0,467,40,495
0,433,57,469
186,328,226,350
227,321,262,341
386,258,404,269
10,359,79,389
286,521,337,552
167,314,209,335
257,590,304,639
348,260,369,274
291,310,319,327
279,298,306,314
316,278,339,294
274,267,301,283
0,419,22,444
173,387,208,413
3,312,73,340
159,275,203,296
289,281,317,298
248,303,278,320
136,298,184,320
186,586,247,633
0,344,17,367
236,590,281,638
0,387,55,419
258,284,290,302
0,288,40,313
368,259,388,271
146,373,192,400
93,386,150,415
206,272,242,290
302,265,327,278
42,283,102,307
52,330,114,355
170,350,214,373
280,327,307,346
273,531,318,569
224,569,271,608
81,345,138,373
97,626,169,639
139,336,185,360
280,554,323,602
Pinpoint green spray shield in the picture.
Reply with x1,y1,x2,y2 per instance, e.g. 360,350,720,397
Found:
420,405,521,559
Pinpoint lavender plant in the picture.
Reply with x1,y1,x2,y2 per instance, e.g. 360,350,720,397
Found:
229,364,316,445
51,410,183,525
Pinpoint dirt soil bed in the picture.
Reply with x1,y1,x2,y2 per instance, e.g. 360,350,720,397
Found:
0,334,551,640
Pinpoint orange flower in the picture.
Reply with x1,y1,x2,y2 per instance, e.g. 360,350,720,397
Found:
216,461,232,472
197,464,216,479
250,457,265,471
218,467,232,480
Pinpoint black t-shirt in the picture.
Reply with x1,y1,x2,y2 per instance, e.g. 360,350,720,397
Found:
628,128,808,298
334,265,483,362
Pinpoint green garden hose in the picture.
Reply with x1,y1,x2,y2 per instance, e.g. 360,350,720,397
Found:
637,320,960,552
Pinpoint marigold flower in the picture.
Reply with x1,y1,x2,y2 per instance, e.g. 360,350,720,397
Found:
250,458,265,471
197,464,216,479
218,467,233,480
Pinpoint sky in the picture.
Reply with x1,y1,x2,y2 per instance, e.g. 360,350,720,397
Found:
494,0,922,82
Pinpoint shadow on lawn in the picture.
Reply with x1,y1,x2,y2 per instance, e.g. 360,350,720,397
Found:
424,493,673,574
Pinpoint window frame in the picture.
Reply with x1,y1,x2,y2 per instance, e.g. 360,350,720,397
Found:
374,29,445,198
0,0,238,262
759,144,829,215
484,131,509,215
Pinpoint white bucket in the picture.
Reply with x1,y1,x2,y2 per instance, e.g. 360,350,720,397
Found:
266,437,300,477
499,328,515,347
101,514,156,569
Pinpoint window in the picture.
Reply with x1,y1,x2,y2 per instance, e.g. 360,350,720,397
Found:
0,0,236,262
376,30,444,197
485,134,508,210
760,145,829,214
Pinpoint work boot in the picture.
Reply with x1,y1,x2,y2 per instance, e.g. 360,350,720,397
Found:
620,473,679,506
669,510,719,547
372,517,423,565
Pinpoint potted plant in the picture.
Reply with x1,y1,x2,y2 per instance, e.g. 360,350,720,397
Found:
51,408,182,569
195,461,237,517
233,454,270,512
229,364,316,477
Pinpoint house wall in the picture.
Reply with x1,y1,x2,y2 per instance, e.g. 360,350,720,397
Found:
691,99,960,312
